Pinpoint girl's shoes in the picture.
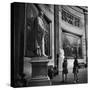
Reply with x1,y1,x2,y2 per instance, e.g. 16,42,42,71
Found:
74,79,79,83
76,79,79,82
74,80,76,83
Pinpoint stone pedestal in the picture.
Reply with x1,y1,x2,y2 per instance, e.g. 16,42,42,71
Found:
28,57,51,86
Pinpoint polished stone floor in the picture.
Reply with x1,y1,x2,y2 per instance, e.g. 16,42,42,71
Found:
51,68,87,85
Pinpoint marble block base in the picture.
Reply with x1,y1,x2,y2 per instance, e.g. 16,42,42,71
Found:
28,57,51,86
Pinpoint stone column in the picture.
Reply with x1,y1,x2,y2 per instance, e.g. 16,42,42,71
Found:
11,3,25,87
83,10,88,66
54,5,59,67
58,6,64,73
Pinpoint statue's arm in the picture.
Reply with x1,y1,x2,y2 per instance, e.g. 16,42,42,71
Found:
37,17,47,32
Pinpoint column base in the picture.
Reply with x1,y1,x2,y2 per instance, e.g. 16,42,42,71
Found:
28,76,51,86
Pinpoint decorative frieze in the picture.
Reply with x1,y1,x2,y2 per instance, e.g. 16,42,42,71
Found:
61,7,80,27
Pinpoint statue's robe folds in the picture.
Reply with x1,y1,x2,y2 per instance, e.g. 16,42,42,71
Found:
34,16,46,56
